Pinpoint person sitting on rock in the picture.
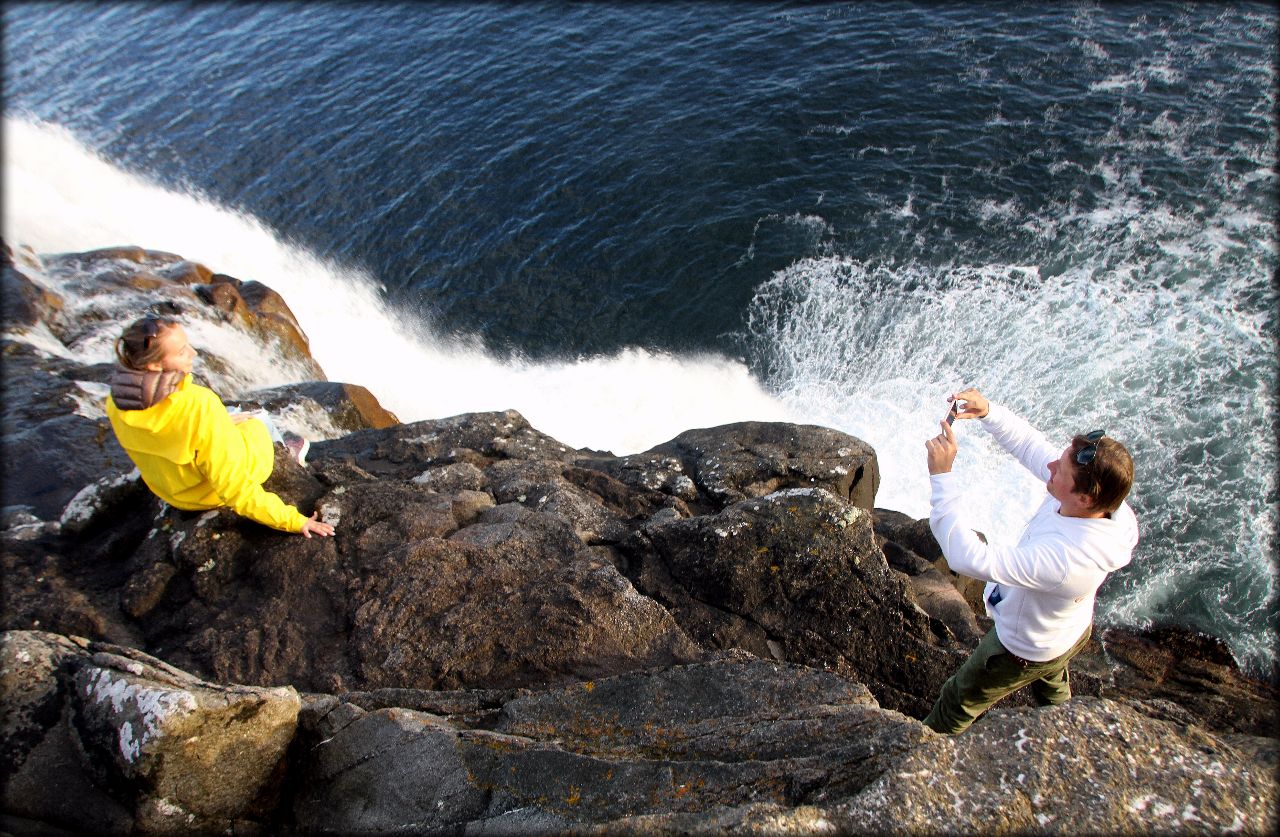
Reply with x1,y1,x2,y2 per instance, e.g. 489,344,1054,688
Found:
921,387,1138,734
105,314,335,539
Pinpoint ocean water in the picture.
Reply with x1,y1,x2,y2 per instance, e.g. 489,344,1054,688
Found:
3,2,1276,678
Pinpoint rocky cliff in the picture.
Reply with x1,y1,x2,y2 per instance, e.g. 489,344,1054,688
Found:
2,241,1275,835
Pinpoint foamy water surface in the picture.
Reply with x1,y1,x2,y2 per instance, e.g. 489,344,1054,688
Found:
3,1,1275,676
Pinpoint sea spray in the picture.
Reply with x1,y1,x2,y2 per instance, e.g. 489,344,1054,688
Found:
744,255,1277,677
3,115,791,457
3,1,1276,680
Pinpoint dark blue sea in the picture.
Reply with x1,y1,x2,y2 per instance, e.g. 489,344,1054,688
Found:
4,2,1276,678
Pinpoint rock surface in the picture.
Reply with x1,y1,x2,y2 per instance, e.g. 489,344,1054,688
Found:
2,242,1276,834
835,696,1277,835
2,630,299,835
0,242,390,519
3,630,1274,835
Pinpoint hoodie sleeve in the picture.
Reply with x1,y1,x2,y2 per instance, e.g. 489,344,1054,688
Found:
929,472,1072,591
188,388,308,533
980,403,1060,482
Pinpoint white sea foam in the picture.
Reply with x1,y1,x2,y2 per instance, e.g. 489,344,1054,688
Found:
2,115,791,457
4,93,1276,674
742,242,1276,673
1089,74,1141,93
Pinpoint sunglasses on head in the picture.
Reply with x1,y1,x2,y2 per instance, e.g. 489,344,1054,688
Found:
1075,430,1105,466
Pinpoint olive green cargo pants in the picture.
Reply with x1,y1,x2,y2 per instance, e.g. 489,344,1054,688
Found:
923,625,1092,735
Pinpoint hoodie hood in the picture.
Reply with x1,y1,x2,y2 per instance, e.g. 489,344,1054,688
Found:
106,373,199,464
1050,498,1140,574
110,366,185,411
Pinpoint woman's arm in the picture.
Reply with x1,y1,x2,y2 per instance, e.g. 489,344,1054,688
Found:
191,391,317,534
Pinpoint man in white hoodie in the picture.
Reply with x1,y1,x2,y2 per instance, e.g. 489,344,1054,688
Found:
921,387,1139,735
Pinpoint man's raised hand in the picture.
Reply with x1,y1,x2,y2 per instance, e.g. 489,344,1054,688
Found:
926,418,959,475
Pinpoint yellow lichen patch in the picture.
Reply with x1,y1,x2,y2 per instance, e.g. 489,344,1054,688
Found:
583,681,595,692
565,786,582,806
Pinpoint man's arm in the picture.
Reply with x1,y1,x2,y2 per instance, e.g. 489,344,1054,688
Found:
949,388,1058,482
925,403,1068,591
929,470,1070,590
980,404,1059,483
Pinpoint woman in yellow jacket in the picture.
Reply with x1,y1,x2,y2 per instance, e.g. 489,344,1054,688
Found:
105,315,335,538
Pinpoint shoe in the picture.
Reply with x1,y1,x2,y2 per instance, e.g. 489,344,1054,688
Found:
282,432,310,466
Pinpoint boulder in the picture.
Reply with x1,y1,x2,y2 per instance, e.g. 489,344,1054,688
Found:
240,380,400,436
874,506,989,622
1085,625,1279,738
2,630,300,835
69,420,701,694
835,696,1277,835
312,409,584,479
290,655,929,833
644,422,879,512
0,532,141,645
620,487,961,717
7,629,1273,835
339,485,701,691
0,632,133,835
872,509,984,645
2,242,66,332
114,480,350,693
196,274,324,376
900,566,984,646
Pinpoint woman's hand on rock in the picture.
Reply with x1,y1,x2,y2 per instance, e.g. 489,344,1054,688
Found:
299,513,335,538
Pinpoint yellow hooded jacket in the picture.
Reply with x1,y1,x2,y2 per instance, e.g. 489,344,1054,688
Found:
106,374,307,533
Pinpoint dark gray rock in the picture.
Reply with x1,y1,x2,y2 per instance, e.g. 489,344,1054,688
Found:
291,655,928,833
1,340,139,520
0,632,134,835
2,242,66,332
8,627,1275,836
620,487,960,717
872,507,943,565
2,630,298,835
310,410,583,480
1083,625,1280,739
646,422,880,512
240,380,400,435
834,697,1277,834
118,494,353,694
900,566,984,646
342,495,702,691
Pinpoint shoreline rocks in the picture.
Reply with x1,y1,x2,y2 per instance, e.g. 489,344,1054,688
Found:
3,631,1274,835
2,240,1276,833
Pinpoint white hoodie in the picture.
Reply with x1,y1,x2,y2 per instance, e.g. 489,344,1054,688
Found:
929,403,1140,661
